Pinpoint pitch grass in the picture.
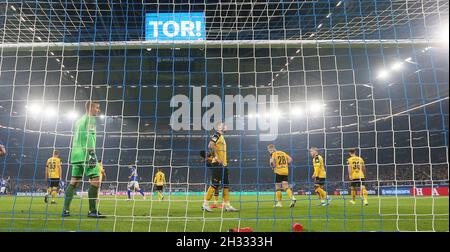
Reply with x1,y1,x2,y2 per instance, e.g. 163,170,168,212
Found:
0,195,448,232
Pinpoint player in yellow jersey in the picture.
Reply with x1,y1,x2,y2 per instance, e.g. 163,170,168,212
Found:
45,150,62,204
347,149,368,206
153,169,166,200
267,144,296,208
202,122,239,212
310,148,332,206
96,160,106,203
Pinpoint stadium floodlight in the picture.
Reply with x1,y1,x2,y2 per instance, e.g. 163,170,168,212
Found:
377,69,390,79
26,103,42,115
269,108,283,119
308,102,324,114
44,107,57,117
290,107,303,117
391,61,403,71
66,111,79,120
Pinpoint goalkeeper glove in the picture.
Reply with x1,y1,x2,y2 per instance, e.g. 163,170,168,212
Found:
88,150,97,168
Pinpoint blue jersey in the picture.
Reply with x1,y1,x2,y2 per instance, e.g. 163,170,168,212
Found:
129,167,138,182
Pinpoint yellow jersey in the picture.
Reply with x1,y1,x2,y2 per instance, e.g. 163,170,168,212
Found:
154,171,165,186
312,154,326,178
99,163,105,181
46,157,61,179
347,156,365,180
271,151,290,176
211,133,227,167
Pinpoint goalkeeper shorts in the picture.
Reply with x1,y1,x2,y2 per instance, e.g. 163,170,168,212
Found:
71,162,100,178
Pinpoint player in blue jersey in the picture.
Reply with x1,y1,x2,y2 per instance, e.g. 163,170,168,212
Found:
0,178,7,195
127,165,146,201
59,180,65,196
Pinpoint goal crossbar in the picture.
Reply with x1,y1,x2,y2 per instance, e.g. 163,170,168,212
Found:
0,39,442,51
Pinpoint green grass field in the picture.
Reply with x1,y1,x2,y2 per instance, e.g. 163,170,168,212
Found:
0,195,448,232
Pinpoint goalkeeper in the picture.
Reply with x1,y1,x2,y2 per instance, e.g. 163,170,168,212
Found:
62,101,105,218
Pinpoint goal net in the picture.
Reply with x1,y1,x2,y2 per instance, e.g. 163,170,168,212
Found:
0,0,448,232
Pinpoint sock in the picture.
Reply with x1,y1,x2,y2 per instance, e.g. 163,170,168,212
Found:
276,190,282,202
127,190,131,199
63,184,75,211
362,187,368,201
223,187,230,206
51,188,57,199
317,187,327,200
157,191,161,200
351,187,356,200
88,184,99,212
46,187,51,195
285,188,293,199
138,189,145,197
314,188,322,200
205,186,215,203
213,192,219,204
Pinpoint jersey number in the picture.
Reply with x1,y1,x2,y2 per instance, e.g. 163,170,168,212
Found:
277,156,287,165
352,161,361,170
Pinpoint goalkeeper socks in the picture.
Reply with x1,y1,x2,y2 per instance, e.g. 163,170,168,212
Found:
285,188,293,200
276,190,282,202
63,184,75,211
205,186,215,202
88,184,99,212
127,190,131,199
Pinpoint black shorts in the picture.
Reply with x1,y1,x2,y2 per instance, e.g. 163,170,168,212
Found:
155,185,163,191
350,178,365,188
314,177,326,186
275,174,289,183
210,164,229,187
48,178,60,188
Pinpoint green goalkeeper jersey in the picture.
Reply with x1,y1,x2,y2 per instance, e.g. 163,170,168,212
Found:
70,114,96,164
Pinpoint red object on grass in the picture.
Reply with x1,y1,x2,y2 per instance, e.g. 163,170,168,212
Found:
292,223,303,232
229,227,253,232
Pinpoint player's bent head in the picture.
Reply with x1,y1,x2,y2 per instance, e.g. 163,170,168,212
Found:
267,144,276,153
309,147,318,156
98,159,102,163
348,148,357,155
85,101,100,115
53,150,60,157
215,122,227,133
